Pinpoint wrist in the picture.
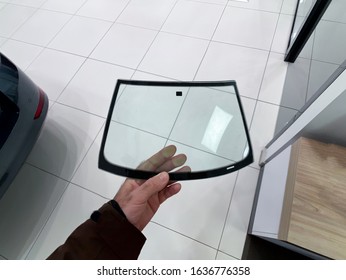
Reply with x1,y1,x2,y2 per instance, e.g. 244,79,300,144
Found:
108,199,127,219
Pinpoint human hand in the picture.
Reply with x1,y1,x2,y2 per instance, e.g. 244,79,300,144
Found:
114,145,190,231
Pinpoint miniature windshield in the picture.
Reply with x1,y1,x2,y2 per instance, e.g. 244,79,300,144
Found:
99,80,253,180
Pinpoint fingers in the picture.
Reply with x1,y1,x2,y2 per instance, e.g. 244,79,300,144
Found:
137,145,177,171
158,183,181,204
138,172,182,205
138,172,170,200
155,153,187,172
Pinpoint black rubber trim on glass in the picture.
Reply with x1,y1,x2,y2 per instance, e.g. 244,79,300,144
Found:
285,0,332,63
98,80,253,181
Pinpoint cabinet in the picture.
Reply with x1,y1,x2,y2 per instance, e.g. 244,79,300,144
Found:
278,137,346,259
252,137,346,259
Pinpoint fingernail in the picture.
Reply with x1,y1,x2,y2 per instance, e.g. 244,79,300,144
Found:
173,155,187,167
162,145,176,158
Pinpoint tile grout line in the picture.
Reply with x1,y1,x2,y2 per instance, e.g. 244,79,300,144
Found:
69,121,107,182
150,221,219,252
217,249,240,260
130,0,180,77
255,10,281,101
248,5,283,130
225,2,283,15
19,0,91,109
37,0,106,104
304,32,316,104
23,160,113,259
84,0,133,61
23,166,70,259
25,160,112,202
215,170,240,253
192,2,228,81
2,3,39,39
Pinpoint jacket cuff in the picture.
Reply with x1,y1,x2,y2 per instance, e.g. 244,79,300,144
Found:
95,203,146,259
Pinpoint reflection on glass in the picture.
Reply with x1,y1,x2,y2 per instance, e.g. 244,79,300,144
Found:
100,80,253,180
201,106,233,154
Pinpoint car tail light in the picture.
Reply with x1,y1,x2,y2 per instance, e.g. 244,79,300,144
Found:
34,89,45,120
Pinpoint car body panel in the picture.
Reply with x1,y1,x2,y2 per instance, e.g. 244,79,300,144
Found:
0,53,49,199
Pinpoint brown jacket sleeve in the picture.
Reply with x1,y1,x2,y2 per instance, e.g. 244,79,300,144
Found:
47,202,146,260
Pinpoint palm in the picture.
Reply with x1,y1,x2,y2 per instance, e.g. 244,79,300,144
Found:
114,145,190,231
121,179,161,230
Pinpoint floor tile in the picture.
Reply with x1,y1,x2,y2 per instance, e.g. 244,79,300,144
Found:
117,0,176,30
0,39,43,70
139,32,209,80
280,57,310,110
312,20,346,65
271,14,293,54
0,164,68,259
58,58,134,117
48,16,112,57
162,0,224,40
216,251,238,260
214,7,278,50
306,60,339,102
10,0,46,8
322,0,346,24
27,103,105,181
152,172,238,248
27,183,107,259
41,0,87,14
25,48,85,101
0,4,35,37
219,167,259,258
249,101,280,166
131,71,174,81
258,52,288,105
71,130,125,199
281,0,297,15
274,106,298,135
0,37,6,46
91,24,157,69
77,0,129,22
139,222,217,260
12,10,71,46
196,42,268,100
197,0,227,4
228,0,283,13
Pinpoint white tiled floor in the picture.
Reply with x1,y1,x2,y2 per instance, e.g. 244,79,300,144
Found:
0,0,296,260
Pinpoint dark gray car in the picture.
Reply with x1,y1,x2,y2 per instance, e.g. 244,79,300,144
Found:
0,53,49,199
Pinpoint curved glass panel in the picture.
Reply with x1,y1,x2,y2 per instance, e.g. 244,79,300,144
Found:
99,80,253,180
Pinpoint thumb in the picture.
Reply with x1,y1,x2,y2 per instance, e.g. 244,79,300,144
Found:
139,172,170,200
